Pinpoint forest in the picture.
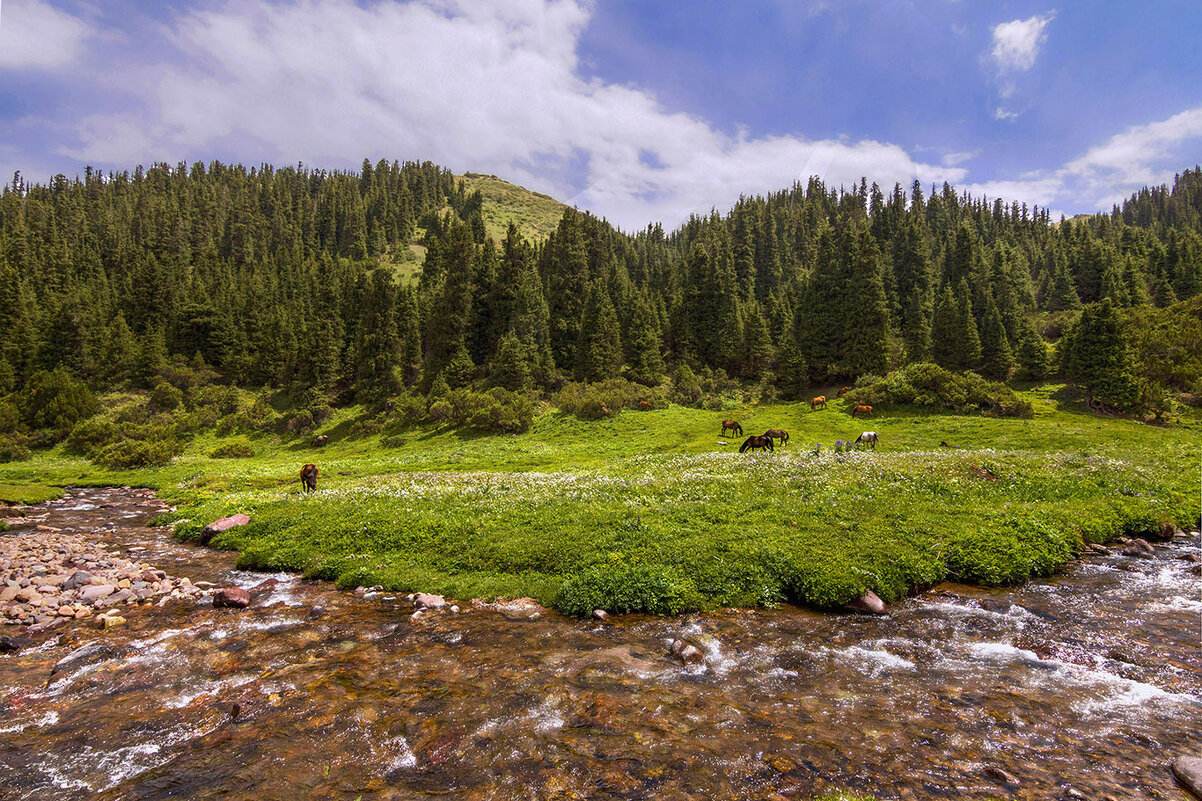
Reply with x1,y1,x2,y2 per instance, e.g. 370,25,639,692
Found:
0,158,1200,461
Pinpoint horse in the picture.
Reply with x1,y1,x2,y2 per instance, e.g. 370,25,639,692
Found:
721,420,744,437
739,435,774,453
763,429,790,447
850,404,873,419
810,396,826,411
837,386,852,398
314,434,328,447
855,431,879,450
300,464,319,492
638,401,652,411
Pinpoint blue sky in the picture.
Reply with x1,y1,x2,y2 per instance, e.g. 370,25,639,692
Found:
1,0,1200,229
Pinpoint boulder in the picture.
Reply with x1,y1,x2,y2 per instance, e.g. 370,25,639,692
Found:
1173,755,1202,799
213,587,251,609
1086,543,1110,555
198,514,251,545
52,641,118,675
670,638,705,665
414,593,447,610
1179,552,1201,563
80,584,116,602
97,615,126,630
983,766,1020,786
0,635,26,653
495,597,545,621
1149,521,1185,541
844,590,887,615
592,609,610,621
1122,539,1156,559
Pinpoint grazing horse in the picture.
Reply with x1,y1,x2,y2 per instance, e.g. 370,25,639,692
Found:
837,386,852,398
810,396,827,411
314,434,328,447
300,464,319,492
739,435,774,453
855,431,879,450
850,404,873,419
721,420,744,437
763,428,790,447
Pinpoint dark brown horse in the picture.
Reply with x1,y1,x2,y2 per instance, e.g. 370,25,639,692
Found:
721,420,744,437
739,435,774,453
300,464,319,492
837,386,852,398
763,429,789,447
850,405,873,419
810,396,826,411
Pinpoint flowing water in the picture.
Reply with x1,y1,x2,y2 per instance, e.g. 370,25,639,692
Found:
1,487,1199,800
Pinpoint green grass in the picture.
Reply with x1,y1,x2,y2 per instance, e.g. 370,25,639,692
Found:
0,483,64,505
458,172,568,243
1,386,1197,616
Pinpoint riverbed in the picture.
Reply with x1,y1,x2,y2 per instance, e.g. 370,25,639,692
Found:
1,487,1199,800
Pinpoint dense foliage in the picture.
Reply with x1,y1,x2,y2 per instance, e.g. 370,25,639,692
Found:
1,159,1200,441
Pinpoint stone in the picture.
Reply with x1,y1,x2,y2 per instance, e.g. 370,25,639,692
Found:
1122,539,1156,558
0,586,16,603
414,593,447,610
670,639,705,665
213,587,251,609
0,635,25,652
844,590,887,615
1179,553,1201,563
198,514,251,545
1173,755,1202,799
593,609,610,621
80,584,116,602
495,597,545,621
52,641,118,675
983,766,1020,785
117,579,132,589
1086,543,1110,555
97,615,126,630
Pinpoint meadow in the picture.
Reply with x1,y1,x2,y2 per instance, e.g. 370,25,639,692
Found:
1,386,1197,615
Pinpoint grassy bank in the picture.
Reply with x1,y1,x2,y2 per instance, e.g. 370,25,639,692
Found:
1,387,1197,615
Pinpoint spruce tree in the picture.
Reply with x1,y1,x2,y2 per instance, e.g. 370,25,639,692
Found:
978,295,1015,379
1013,317,1050,380
625,291,665,385
577,281,623,382
488,330,532,391
1060,299,1139,410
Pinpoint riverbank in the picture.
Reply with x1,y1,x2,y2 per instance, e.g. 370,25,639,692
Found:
2,394,1199,616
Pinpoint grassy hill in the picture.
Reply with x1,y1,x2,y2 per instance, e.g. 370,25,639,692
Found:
457,172,569,244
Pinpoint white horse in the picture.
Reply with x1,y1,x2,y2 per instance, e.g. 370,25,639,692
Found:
854,431,879,449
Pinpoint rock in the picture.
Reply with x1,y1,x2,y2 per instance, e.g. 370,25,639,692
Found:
1122,539,1156,558
593,609,610,621
1191,564,1202,577
52,641,118,675
414,593,447,610
1173,755,1202,799
97,615,126,630
0,586,16,603
844,590,887,615
198,514,251,545
0,635,26,652
978,598,1010,614
495,597,545,621
213,587,251,609
449,605,459,613
80,584,116,602
95,589,134,608
983,766,1020,786
670,639,705,665
1086,543,1110,555
307,605,327,619
1149,521,1185,541
1179,552,1201,563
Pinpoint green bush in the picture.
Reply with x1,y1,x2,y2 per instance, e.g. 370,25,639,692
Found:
18,369,97,435
149,381,184,412
210,438,255,458
845,363,1033,418
91,437,182,468
0,434,31,463
0,399,18,434
555,563,705,616
66,417,119,456
556,379,666,420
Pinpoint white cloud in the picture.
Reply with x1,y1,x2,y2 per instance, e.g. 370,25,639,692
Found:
0,0,92,70
58,0,964,230
990,13,1054,73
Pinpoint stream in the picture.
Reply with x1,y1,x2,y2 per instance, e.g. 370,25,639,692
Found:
1,487,1199,800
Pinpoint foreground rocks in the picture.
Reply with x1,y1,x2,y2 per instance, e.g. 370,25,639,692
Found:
198,513,251,545
1174,755,1202,799
1,528,217,629
844,590,887,615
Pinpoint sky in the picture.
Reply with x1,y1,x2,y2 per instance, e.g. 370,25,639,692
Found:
0,0,1199,231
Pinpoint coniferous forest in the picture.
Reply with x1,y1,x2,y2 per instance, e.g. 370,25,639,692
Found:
1,158,1201,457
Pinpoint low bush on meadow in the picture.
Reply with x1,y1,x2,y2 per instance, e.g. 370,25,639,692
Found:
210,438,255,458
555,378,667,419
845,363,1033,417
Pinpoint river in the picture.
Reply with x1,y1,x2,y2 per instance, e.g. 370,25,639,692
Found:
2,487,1199,800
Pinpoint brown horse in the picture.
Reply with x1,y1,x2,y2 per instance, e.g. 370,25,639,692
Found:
850,405,873,419
810,396,826,411
763,429,789,447
739,435,774,453
837,386,852,398
300,464,319,492
721,420,744,437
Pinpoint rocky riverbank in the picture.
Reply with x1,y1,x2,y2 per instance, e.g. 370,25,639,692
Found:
1,490,217,635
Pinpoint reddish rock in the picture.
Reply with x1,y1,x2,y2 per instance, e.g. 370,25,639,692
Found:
198,514,251,545
80,584,116,602
1175,755,1202,799
1122,539,1156,558
670,639,705,665
414,593,447,610
213,587,251,609
845,590,887,615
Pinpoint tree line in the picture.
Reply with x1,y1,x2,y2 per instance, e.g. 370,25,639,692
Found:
1,159,1200,414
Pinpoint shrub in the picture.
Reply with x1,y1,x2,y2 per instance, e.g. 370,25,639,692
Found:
442,387,537,432
210,438,255,458
555,563,705,616
556,379,667,420
0,434,31,463
845,363,1033,418
0,399,18,434
241,393,278,432
18,369,97,435
66,418,119,456
91,437,182,468
149,381,184,412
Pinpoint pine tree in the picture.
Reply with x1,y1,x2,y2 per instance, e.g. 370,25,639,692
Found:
624,291,665,385
576,281,623,382
978,295,1015,379
488,330,532,391
741,304,775,381
1060,299,1139,410
1013,317,1050,380
954,280,983,371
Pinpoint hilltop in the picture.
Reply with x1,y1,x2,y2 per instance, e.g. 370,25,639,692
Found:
456,172,570,243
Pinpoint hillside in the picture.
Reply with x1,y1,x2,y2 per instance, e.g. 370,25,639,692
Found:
456,172,569,243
